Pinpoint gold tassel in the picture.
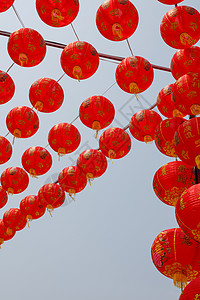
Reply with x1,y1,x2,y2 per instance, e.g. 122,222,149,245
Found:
47,205,54,217
173,272,187,289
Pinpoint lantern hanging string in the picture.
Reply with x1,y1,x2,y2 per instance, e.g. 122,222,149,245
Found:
70,23,80,41
126,39,135,58
57,73,65,83
102,82,116,96
4,132,9,138
6,62,15,73
12,5,25,28
99,58,119,64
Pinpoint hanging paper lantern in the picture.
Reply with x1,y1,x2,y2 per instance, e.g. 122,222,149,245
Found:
151,228,200,289
176,184,200,243
0,136,12,164
20,195,46,222
29,78,64,113
153,161,195,206
0,0,15,13
115,56,154,94
154,117,185,157
96,0,139,42
36,0,79,27
0,71,15,104
6,106,39,139
38,183,65,213
79,95,115,135
58,166,87,199
129,110,162,143
0,219,15,247
3,208,27,235
7,28,46,67
179,277,200,300
77,149,107,181
160,6,200,49
174,118,200,169
171,46,200,80
173,73,200,116
99,127,131,160
48,123,81,157
60,41,99,81
1,167,29,194
0,186,8,209
157,84,186,118
22,146,52,177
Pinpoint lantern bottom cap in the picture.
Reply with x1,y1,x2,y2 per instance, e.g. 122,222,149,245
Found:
35,101,43,111
180,32,193,47
13,128,21,138
173,109,183,118
129,82,140,94
190,104,200,116
195,155,200,169
144,135,153,144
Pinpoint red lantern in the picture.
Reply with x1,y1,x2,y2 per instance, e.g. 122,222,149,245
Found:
29,78,64,113
158,0,184,4
160,6,200,49
154,117,185,157
22,146,52,177
0,219,15,247
0,186,8,209
0,136,12,164
171,46,200,80
96,0,139,41
174,118,200,169
176,184,200,243
179,277,200,300
151,228,200,289
58,166,87,198
38,183,65,213
1,167,29,194
36,0,79,27
77,149,107,181
0,71,15,104
60,41,99,81
20,195,46,222
115,56,154,94
7,28,46,67
0,0,14,13
6,106,39,139
157,84,186,118
129,110,162,143
173,73,200,116
99,127,131,160
3,208,27,235
79,95,115,135
153,161,195,206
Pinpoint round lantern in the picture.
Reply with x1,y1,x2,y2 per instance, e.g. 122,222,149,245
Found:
38,183,65,213
151,228,200,289
77,149,107,181
153,161,195,206
20,195,46,222
0,186,8,209
115,56,154,94
6,106,39,140
7,28,46,67
29,78,64,113
1,167,29,194
99,127,131,160
0,219,15,247
129,109,162,143
58,166,87,199
154,117,185,157
158,0,184,4
79,95,115,136
3,208,27,235
0,0,14,13
48,123,81,157
0,71,15,104
179,277,200,300
176,184,200,243
60,41,99,81
0,136,12,164
36,0,79,27
174,118,200,169
96,0,139,41
173,73,200,116
157,84,186,118
160,6,200,49
171,46,200,80
22,146,52,177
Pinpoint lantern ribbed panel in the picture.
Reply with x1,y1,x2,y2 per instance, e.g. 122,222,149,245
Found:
0,187,8,209
1,167,29,194
0,219,15,245
3,208,27,232
0,71,15,104
179,277,200,299
0,0,15,13
0,137,12,164
38,183,65,210
20,195,46,220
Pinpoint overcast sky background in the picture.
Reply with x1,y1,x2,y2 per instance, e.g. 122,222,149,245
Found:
0,0,199,299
